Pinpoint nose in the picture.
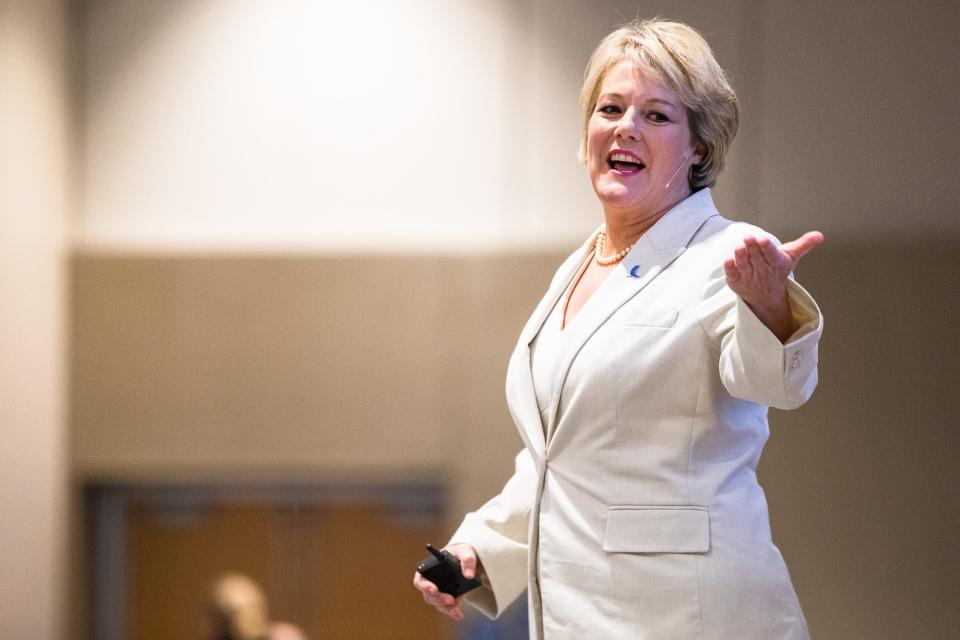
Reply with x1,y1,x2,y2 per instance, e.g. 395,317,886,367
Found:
615,107,642,140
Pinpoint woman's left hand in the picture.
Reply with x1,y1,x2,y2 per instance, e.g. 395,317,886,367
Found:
723,231,824,343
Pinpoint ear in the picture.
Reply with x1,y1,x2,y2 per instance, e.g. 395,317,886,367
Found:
690,143,705,166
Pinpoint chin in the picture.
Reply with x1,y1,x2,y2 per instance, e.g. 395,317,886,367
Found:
594,182,648,209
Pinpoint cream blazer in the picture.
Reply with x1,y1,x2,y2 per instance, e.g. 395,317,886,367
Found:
450,189,822,640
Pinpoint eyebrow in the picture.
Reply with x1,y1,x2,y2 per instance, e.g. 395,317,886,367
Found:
646,98,680,109
597,93,681,110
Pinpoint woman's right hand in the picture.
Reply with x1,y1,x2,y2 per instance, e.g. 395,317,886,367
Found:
412,543,481,621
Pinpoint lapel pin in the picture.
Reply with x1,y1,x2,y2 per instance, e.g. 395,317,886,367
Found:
628,264,642,278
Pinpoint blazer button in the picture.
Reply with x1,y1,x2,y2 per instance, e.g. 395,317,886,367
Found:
790,352,803,369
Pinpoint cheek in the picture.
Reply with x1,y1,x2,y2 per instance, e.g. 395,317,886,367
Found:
586,127,608,168
586,117,607,147
587,147,607,179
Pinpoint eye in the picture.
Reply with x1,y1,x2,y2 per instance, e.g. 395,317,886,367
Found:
597,104,622,115
646,111,671,123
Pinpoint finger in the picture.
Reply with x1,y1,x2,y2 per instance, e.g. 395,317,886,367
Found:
733,244,752,274
781,231,824,263
723,258,741,283
414,576,455,608
423,590,456,608
744,237,770,269
752,236,782,269
413,573,435,594
439,602,465,621
419,580,454,605
756,236,789,269
435,593,457,607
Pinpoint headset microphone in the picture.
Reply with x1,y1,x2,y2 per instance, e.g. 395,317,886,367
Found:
664,150,692,189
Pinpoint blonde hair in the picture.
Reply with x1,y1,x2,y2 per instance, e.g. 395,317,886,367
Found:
578,18,740,190
210,573,271,640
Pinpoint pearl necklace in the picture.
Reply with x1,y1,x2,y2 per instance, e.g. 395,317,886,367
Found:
593,227,637,266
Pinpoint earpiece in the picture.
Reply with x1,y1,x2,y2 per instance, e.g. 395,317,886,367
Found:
664,150,692,189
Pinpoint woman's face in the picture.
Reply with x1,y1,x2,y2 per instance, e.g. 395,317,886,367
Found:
586,60,701,220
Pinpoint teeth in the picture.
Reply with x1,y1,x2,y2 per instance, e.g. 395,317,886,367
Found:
610,152,641,164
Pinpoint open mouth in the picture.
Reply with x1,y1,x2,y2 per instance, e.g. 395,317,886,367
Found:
607,151,645,174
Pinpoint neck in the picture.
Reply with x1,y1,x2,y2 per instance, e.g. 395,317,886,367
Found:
602,190,691,253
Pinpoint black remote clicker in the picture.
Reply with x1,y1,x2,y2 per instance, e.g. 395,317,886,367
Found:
416,544,482,597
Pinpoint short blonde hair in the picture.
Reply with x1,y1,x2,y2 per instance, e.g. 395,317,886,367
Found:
210,573,271,640
578,18,740,191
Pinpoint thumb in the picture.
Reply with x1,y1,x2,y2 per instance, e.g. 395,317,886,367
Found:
781,231,824,264
459,553,477,580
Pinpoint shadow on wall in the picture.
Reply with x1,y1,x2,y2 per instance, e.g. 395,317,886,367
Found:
759,237,960,639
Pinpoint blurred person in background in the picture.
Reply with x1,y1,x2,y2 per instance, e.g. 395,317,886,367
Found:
210,573,308,640
414,18,824,640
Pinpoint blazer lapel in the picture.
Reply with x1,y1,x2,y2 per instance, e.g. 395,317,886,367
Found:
518,230,600,347
543,189,720,444
506,232,599,456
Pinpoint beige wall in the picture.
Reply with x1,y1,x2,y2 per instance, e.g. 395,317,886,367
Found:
71,254,563,512
756,1,960,239
0,0,69,638
72,0,960,253
75,0,587,252
70,0,767,253
72,240,960,639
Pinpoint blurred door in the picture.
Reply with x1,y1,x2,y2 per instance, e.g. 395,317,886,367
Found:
123,497,448,640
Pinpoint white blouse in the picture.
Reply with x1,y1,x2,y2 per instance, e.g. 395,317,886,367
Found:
528,254,591,438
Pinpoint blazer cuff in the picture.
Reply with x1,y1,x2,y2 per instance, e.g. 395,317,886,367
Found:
726,279,823,409
448,517,529,619
783,278,822,343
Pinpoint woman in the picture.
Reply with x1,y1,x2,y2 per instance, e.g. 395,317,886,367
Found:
414,18,822,639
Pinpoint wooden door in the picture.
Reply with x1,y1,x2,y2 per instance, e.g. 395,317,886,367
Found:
125,498,450,640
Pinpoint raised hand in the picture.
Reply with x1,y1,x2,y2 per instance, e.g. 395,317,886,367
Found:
723,231,824,342
412,543,480,621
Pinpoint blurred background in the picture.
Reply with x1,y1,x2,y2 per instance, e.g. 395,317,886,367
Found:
2,0,958,638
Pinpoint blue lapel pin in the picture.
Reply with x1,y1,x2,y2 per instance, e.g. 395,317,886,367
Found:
628,264,642,278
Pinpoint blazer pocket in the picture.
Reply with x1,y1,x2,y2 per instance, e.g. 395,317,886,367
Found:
622,308,679,328
603,506,710,553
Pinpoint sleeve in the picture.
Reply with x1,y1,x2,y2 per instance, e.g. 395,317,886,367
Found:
700,273,823,410
446,448,537,618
